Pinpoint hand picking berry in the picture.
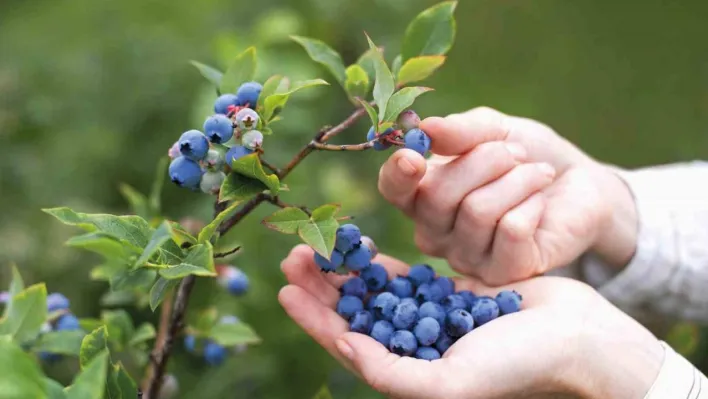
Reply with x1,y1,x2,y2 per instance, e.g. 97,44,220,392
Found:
403,127,431,156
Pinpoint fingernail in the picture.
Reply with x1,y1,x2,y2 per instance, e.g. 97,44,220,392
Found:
397,157,417,176
336,339,354,360
538,162,556,177
505,143,527,160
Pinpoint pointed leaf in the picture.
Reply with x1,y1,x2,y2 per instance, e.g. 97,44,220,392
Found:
66,351,109,399
109,269,156,292
79,318,103,333
0,284,47,344
356,99,379,133
219,47,257,94
312,385,334,399
262,79,329,121
79,326,108,369
209,321,261,346
198,200,243,243
159,243,216,279
128,323,155,347
2,264,25,319
364,34,395,122
344,64,370,100
291,36,346,83
189,60,224,88
229,153,281,194
167,222,196,247
383,87,433,123
149,278,178,312
134,221,174,268
0,340,47,398
262,207,310,234
149,156,169,216
356,46,383,82
107,363,137,399
32,330,85,356
257,75,286,109
219,173,266,202
65,232,133,260
311,204,341,221
397,56,446,86
299,218,339,260
46,378,67,399
43,208,152,250
101,310,134,349
401,1,457,62
118,184,148,219
392,55,403,79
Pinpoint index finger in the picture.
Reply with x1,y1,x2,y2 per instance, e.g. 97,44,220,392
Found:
420,107,510,156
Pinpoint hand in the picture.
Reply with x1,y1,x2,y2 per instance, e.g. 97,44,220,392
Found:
378,107,638,285
278,245,663,399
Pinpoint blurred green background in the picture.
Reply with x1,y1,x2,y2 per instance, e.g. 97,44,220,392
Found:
2,0,708,397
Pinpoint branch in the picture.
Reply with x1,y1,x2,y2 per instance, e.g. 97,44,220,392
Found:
214,246,242,259
319,104,372,142
259,155,281,175
311,140,376,151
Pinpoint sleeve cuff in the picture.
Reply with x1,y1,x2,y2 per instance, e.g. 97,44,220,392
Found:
644,341,707,399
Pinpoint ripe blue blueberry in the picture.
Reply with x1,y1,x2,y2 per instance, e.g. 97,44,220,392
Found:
235,108,260,131
360,263,388,291
386,276,414,298
415,346,441,361
407,264,435,287
313,249,344,272
370,320,395,347
360,236,378,259
441,294,468,313
399,297,418,308
433,277,455,297
366,126,393,151
397,110,421,132
389,330,418,357
495,290,523,315
203,341,227,366
413,317,441,346
214,94,242,114
217,266,249,295
343,245,372,271
418,301,446,326
178,130,209,161
470,296,500,326
340,277,367,299
200,171,226,195
337,295,364,320
458,290,477,309
226,272,249,295
203,114,234,144
241,130,264,150
225,145,254,166
435,331,456,354
415,282,445,304
335,224,361,253
445,309,475,337
46,293,70,312
56,314,81,331
349,310,374,334
366,293,379,312
392,300,419,330
169,157,203,189
184,335,197,353
403,128,431,156
373,292,400,322
236,82,262,108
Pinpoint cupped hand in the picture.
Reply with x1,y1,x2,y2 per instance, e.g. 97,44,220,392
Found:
378,107,638,285
278,245,662,399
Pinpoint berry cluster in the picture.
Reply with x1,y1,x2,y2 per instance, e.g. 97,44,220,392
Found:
167,81,264,194
367,110,431,156
216,265,249,296
40,293,83,362
183,315,246,366
318,225,523,360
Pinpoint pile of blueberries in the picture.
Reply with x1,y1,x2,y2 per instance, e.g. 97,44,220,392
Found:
167,81,265,194
183,315,246,366
315,224,523,361
40,293,83,362
367,110,431,156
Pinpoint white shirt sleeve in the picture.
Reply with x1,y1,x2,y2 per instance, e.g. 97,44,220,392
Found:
644,341,708,399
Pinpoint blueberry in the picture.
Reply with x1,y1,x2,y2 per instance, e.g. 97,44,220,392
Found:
457,290,477,309
204,149,225,170
313,250,344,272
337,296,364,320
360,236,378,259
56,314,81,331
373,292,400,322
335,224,362,253
235,108,260,131
415,282,444,304
340,277,367,299
392,300,419,330
434,331,456,354
241,130,264,150
214,94,242,114
46,293,70,312
495,290,523,315
217,266,249,295
178,130,210,161
343,245,372,271
225,145,254,166
389,330,418,356
199,171,226,195
366,293,379,312
399,297,418,307
349,310,374,334
370,320,395,347
445,309,475,337
433,277,455,297
418,301,446,326
413,317,441,346
169,156,203,189
184,335,197,353
236,82,262,108
407,264,435,287
397,110,421,132
403,128,431,156
203,341,227,366
415,347,441,361
203,114,234,144
168,141,181,159
386,277,414,298
366,126,393,151
441,294,468,313
360,263,388,292
470,296,500,326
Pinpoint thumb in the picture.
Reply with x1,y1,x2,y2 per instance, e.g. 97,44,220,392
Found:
378,149,427,215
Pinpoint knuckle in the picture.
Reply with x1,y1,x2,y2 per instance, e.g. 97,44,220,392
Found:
462,194,495,226
414,229,445,257
498,212,533,241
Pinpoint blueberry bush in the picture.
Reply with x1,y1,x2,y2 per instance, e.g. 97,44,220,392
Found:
0,2,461,398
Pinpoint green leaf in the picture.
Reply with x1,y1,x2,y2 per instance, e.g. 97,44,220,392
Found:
43,208,152,250
31,330,85,356
229,153,281,194
2,264,25,319
149,156,169,216
356,99,379,133
383,87,433,123
311,204,341,221
118,184,148,219
189,60,224,88
209,322,261,346
134,221,174,268
109,269,156,292
219,47,257,95
220,173,265,206
262,207,310,234
167,222,197,247
397,56,446,86
299,205,340,260
356,46,383,83
198,200,243,243
100,291,140,308
401,1,457,62
101,310,134,349
128,323,155,347
0,340,47,399
344,64,370,100
312,385,334,399
79,326,108,369
46,378,67,399
262,79,329,121
291,36,346,84
107,363,137,399
364,34,395,122
0,284,47,344
79,318,103,333
159,243,216,279
257,75,286,110
65,232,133,260
149,277,178,312
392,55,403,79
191,307,218,335
66,351,109,399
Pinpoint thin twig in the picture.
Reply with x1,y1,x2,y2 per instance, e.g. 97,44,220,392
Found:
259,156,281,175
140,290,173,392
310,140,376,151
319,104,372,142
214,246,242,259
